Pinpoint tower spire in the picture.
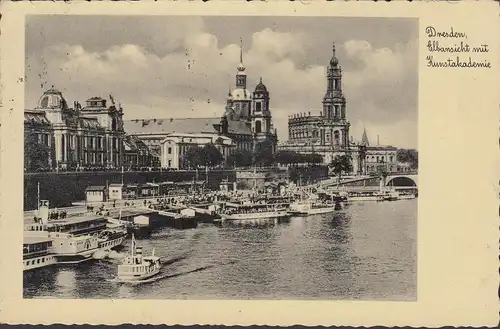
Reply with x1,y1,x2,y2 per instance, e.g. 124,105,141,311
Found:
330,41,339,67
240,37,243,64
361,127,370,146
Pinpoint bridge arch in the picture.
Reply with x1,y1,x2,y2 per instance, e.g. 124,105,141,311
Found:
386,176,417,187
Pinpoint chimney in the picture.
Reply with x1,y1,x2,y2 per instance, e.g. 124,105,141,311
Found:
377,135,380,146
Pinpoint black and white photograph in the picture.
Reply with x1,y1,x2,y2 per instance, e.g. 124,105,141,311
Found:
23,15,419,300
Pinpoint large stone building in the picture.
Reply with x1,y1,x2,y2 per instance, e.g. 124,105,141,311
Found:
278,43,400,175
160,133,235,169
359,128,399,174
24,88,127,170
124,39,278,165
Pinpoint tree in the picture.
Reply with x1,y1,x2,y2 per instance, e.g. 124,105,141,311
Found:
24,133,51,172
329,154,353,183
182,146,203,169
227,149,253,168
201,144,223,168
275,151,299,165
397,148,418,169
253,140,275,167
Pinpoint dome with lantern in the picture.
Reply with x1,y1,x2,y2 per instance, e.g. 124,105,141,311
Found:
37,87,69,110
330,43,339,67
254,77,268,93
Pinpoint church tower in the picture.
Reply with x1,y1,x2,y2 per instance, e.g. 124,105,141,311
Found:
322,42,346,121
224,87,235,120
321,42,350,148
252,77,272,137
230,38,252,121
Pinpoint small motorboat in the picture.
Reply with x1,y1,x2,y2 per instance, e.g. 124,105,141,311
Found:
116,234,161,282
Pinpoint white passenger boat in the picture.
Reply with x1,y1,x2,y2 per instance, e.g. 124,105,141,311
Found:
347,194,384,202
288,200,337,216
25,213,126,264
219,202,290,221
116,234,161,282
398,193,417,200
97,223,128,251
375,189,400,201
23,236,57,271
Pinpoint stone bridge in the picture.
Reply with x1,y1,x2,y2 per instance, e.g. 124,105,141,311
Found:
318,172,418,189
385,174,418,188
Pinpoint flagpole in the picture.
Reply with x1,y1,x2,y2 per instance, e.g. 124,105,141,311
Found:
37,182,40,210
131,233,136,256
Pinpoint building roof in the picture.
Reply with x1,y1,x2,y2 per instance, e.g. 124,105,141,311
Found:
231,88,251,100
24,110,51,125
254,78,268,93
23,236,52,245
86,185,107,191
161,133,234,146
361,128,370,146
79,117,103,130
124,118,252,136
124,134,150,153
43,88,64,96
87,97,106,101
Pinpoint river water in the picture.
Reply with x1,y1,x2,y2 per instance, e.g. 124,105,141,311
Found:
24,199,417,300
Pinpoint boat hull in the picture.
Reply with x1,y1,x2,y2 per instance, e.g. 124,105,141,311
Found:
99,235,126,250
23,254,57,271
56,235,126,264
288,207,336,216
117,268,161,282
347,196,385,202
220,211,289,221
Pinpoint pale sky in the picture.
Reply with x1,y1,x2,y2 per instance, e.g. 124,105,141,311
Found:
26,16,418,149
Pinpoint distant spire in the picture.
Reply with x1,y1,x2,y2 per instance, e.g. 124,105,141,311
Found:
330,41,339,66
240,37,243,63
361,127,370,146
259,77,262,83
237,37,246,73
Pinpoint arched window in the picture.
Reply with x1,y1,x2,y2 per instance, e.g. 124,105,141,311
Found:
255,121,262,133
312,130,318,138
40,96,49,108
334,130,340,145
111,118,117,131
51,95,60,107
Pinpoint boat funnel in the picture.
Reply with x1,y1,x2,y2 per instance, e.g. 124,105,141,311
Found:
38,200,50,225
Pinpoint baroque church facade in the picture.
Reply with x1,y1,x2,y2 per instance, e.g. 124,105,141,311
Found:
278,43,399,175
124,39,278,168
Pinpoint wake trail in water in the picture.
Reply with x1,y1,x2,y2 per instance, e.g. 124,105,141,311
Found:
107,260,238,285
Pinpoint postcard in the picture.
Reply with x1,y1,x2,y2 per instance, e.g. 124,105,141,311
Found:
0,0,498,326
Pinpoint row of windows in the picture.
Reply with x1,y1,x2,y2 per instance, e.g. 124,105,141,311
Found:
290,129,341,140
366,165,395,172
121,266,149,273
366,155,395,163
24,256,54,267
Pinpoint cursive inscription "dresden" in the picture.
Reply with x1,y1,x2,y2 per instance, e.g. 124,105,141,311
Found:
425,26,467,39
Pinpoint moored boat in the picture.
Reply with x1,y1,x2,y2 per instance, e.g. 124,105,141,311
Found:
116,234,161,282
97,223,127,251
26,211,126,264
219,202,290,221
23,236,57,271
288,200,337,216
